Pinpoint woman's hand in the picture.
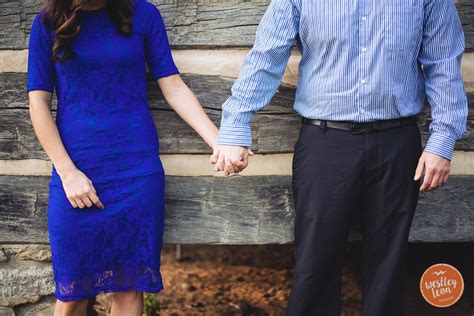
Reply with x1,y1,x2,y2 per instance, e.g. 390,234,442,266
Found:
60,168,104,209
28,91,104,209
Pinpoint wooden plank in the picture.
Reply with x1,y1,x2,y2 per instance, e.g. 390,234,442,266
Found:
0,175,472,244
0,176,50,243
157,0,269,48
410,176,474,242
1,72,295,113
458,0,474,51
0,72,296,158
1,0,473,49
1,72,473,158
0,109,47,160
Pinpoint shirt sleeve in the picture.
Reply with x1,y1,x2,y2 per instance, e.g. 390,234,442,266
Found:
217,0,300,147
417,0,468,161
144,3,179,81
26,12,56,94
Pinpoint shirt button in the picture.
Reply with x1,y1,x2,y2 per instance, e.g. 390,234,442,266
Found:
360,109,366,113
360,79,366,84
361,16,367,21
362,47,367,52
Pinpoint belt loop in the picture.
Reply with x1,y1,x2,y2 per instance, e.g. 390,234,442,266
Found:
319,120,327,134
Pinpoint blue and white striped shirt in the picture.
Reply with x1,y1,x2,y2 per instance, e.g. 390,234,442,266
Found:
217,0,468,160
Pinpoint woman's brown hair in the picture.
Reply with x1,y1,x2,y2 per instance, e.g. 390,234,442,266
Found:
39,0,135,62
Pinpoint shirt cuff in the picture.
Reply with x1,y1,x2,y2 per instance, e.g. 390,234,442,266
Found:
217,124,253,147
423,132,457,161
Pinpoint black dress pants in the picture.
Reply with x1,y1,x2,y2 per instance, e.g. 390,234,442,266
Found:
286,119,422,316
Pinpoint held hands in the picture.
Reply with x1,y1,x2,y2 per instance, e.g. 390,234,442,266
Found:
210,144,254,176
60,168,105,209
414,152,451,192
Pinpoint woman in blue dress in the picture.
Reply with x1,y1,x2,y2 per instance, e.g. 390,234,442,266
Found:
26,0,226,314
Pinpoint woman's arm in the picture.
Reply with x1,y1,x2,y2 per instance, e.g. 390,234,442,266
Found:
28,90,104,209
157,74,219,150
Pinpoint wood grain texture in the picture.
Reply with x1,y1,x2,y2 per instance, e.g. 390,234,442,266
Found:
0,176,50,243
1,0,473,49
410,176,474,242
0,175,473,244
1,72,472,158
458,0,474,51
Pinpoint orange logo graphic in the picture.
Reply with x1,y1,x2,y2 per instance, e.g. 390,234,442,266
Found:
420,263,464,308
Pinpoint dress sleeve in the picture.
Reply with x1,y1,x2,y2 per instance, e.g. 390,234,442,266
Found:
144,3,179,80
26,12,56,94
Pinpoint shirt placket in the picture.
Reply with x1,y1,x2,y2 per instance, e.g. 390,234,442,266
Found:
358,0,369,117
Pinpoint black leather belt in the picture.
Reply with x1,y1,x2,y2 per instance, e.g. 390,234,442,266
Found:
302,115,418,134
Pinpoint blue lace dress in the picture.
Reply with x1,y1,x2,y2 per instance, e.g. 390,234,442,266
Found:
26,0,178,301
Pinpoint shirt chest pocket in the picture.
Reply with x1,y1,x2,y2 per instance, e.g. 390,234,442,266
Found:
383,6,423,51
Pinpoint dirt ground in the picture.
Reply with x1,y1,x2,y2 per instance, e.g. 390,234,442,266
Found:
93,243,473,316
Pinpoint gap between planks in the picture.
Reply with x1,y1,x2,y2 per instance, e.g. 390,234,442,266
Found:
1,49,473,90
1,151,473,177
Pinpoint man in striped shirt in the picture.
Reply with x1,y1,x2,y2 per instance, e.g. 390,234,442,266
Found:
211,0,468,314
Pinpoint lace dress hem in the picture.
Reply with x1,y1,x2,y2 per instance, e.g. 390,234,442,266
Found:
55,283,164,302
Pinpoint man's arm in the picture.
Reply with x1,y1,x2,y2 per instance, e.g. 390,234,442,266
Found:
212,0,300,175
414,0,468,191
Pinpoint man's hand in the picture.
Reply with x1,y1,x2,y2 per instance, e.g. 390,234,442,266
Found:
210,145,253,176
414,152,451,192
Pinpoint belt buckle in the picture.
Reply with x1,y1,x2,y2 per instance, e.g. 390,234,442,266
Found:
350,122,372,134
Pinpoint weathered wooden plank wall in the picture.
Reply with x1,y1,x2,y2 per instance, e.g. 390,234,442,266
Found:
1,175,473,244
